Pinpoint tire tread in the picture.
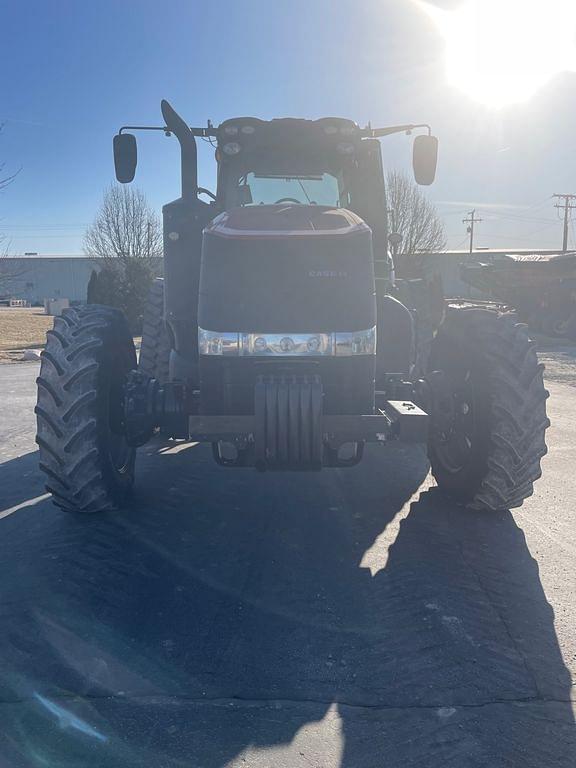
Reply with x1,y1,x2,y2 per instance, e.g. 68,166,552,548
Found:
139,278,170,382
430,306,549,511
35,305,136,513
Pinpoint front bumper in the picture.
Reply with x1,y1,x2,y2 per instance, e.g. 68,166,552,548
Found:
189,403,427,448
124,371,428,470
189,374,427,469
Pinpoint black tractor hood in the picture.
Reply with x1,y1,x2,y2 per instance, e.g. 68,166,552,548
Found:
205,204,369,236
198,205,376,334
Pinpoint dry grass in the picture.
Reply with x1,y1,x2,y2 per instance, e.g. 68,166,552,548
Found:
0,307,141,362
0,307,53,360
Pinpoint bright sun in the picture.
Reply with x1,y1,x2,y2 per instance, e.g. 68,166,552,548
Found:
421,0,576,108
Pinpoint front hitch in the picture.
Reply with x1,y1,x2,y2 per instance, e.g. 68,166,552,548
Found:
123,371,189,446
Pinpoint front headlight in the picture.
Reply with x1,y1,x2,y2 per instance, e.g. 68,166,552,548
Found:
198,329,240,356
334,328,376,356
198,328,376,356
222,142,241,155
242,333,333,356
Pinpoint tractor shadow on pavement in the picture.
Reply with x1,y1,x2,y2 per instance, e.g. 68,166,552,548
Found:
0,440,574,767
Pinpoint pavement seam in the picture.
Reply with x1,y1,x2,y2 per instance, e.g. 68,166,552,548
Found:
0,692,573,710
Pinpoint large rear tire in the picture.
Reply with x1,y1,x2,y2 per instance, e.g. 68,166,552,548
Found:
427,306,549,511
541,309,576,340
35,305,137,513
139,278,170,383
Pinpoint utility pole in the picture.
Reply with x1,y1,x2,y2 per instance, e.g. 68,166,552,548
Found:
553,193,576,252
462,209,482,254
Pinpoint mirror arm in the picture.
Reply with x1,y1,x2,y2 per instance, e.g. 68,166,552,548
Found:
118,104,211,200
119,125,167,134
117,111,218,201
119,125,217,137
365,123,432,138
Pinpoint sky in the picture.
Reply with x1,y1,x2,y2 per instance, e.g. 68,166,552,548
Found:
2,0,576,254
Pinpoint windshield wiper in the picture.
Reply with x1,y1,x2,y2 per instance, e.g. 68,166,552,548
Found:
297,180,312,204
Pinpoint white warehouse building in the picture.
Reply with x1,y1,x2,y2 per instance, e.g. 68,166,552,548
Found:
1,255,99,305
0,255,162,305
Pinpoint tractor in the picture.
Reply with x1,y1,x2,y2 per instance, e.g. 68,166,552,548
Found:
35,100,549,513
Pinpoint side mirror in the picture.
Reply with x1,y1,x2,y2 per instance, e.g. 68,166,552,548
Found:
413,134,438,186
113,133,137,183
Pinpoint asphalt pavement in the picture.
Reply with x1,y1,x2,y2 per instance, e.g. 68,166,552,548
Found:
0,354,575,767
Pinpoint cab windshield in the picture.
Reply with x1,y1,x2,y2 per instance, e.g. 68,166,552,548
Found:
240,171,346,207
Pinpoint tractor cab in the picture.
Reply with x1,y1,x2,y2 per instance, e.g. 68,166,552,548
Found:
216,116,360,210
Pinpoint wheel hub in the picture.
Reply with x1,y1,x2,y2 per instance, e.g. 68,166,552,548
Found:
426,369,476,473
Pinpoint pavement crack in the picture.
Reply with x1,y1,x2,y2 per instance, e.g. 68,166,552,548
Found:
0,691,573,711
450,513,543,699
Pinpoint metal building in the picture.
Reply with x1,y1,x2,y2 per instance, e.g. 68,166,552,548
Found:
0,255,162,305
0,255,98,305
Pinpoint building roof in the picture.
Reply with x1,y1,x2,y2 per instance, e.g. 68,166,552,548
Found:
8,254,162,260
418,248,576,258
8,255,92,260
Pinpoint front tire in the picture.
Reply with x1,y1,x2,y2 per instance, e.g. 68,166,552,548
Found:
427,306,549,511
35,305,137,513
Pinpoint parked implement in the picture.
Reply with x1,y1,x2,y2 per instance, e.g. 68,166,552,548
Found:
35,101,549,513
461,251,576,340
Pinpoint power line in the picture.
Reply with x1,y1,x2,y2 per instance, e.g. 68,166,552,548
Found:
451,235,470,250
438,209,469,218
439,197,552,217
553,193,576,252
0,226,88,232
469,222,558,243
482,211,556,225
8,235,83,240
462,209,482,254
0,222,89,230
517,196,554,215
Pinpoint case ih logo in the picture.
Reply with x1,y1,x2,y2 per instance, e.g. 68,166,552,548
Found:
308,270,348,278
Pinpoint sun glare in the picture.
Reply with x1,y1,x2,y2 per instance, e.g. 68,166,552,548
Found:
420,0,576,108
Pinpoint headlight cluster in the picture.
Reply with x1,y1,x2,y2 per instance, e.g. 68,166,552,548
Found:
223,124,256,136
198,331,240,356
334,329,376,355
220,123,257,155
323,124,356,137
220,121,357,156
222,142,242,156
243,333,333,356
199,328,376,357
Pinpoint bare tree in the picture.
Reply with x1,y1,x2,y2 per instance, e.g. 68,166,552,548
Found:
0,124,19,194
84,184,162,265
386,170,446,276
84,185,162,330
0,252,27,295
0,125,25,295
